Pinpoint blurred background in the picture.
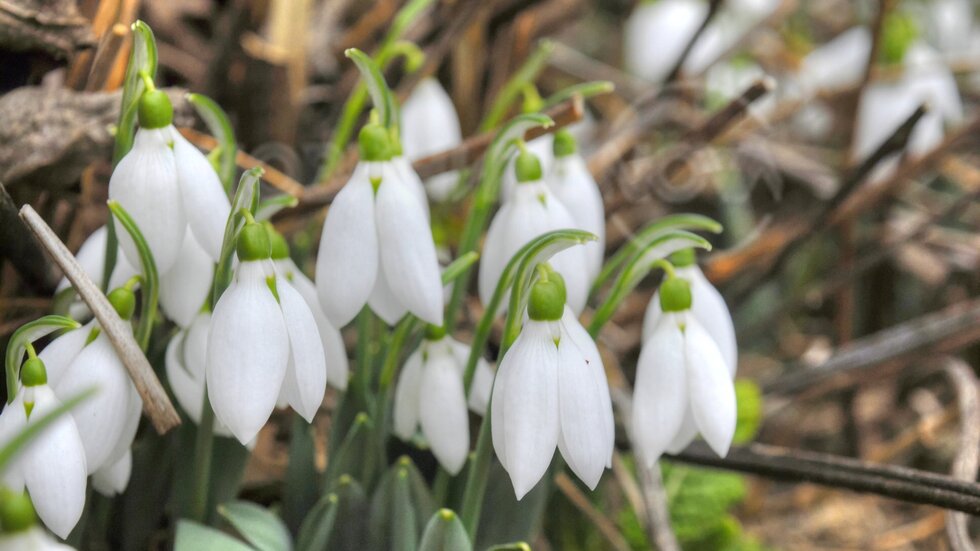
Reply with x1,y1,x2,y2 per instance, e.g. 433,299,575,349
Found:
1,0,979,549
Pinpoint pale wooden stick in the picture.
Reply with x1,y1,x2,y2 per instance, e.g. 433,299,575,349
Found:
18,205,181,434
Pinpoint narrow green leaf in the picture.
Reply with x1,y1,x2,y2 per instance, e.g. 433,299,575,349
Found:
487,544,532,551
218,501,292,551
213,168,263,307
256,195,299,222
108,200,159,351
541,80,614,109
0,388,96,474
345,48,398,130
186,93,238,193
370,458,434,551
5,315,79,403
418,509,472,551
441,252,479,285
296,493,338,551
324,412,375,486
113,21,158,165
174,520,254,551
283,415,318,534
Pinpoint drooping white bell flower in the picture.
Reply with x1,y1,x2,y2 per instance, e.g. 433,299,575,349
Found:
926,0,974,56
108,86,230,273
316,123,444,327
91,450,131,497
401,78,463,201
0,525,78,550
633,274,736,466
268,230,349,390
642,249,736,453
546,130,605,282
207,220,326,444
624,0,707,83
159,231,214,328
479,149,589,315
165,312,236,439
0,357,86,539
796,27,872,97
393,330,494,474
491,267,614,499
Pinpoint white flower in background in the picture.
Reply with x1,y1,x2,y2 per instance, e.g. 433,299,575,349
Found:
625,0,707,83
269,229,350,390
546,130,605,282
0,526,78,550
91,451,131,497
795,27,871,96
393,330,494,474
491,267,614,499
207,220,326,444
316,123,443,327
925,0,974,57
634,274,736,466
0,358,87,539
56,226,138,319
643,249,736,453
108,86,230,273
480,149,589,315
165,312,236,440
158,231,214,328
401,78,463,201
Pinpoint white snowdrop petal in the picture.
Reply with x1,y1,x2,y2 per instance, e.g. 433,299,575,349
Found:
391,156,430,220
633,316,688,467
57,225,107,293
283,262,350,390
547,155,606,282
375,165,445,326
207,261,290,444
105,385,142,466
316,164,379,327
22,386,87,539
556,319,611,490
687,266,738,375
665,411,698,454
561,308,615,467
447,338,493,413
625,0,707,83
38,324,91,385
685,319,737,457
54,333,132,473
172,131,231,261
477,201,513,309
0,397,26,493
159,232,214,328
418,353,470,475
498,321,561,499
92,450,132,496
166,332,203,421
277,276,327,422
367,267,408,325
109,127,185,273
393,348,424,440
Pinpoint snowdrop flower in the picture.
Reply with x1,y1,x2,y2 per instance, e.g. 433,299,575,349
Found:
491,266,614,498
56,226,138,320
53,286,142,475
624,0,707,83
634,272,736,466
546,130,605,282
207,219,326,444
393,328,494,474
267,227,350,390
0,491,77,550
796,27,872,97
479,148,589,315
0,357,86,539
108,81,230,273
401,78,463,201
316,123,444,327
158,231,214,328
642,249,736,453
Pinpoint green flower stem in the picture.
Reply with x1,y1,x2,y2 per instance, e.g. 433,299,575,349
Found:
188,397,216,522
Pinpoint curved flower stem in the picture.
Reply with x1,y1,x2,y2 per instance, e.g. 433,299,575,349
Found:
189,399,216,522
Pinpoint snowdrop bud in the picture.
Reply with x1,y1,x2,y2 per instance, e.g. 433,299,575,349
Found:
514,148,543,182
359,122,393,162
658,276,692,313
0,490,36,533
237,222,272,262
107,286,136,321
527,266,566,322
552,129,576,158
137,88,173,130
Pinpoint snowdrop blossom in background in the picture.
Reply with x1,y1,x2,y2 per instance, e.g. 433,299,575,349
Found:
0,358,87,539
643,249,737,453
108,84,230,273
268,226,349,390
393,330,494,474
546,129,606,282
207,220,326,444
158,231,214,328
479,149,589,315
491,266,614,499
56,226,137,319
634,272,736,466
401,78,463,201
316,123,444,327
624,0,707,83
91,451,132,497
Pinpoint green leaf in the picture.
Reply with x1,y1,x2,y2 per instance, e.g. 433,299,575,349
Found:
0,388,96,474
113,20,158,165
588,229,712,337
174,520,254,551
541,80,614,110
283,415,318,533
487,544,532,551
419,509,472,551
441,252,479,285
369,458,435,551
295,493,339,551
212,168,263,307
324,412,375,486
345,48,399,130
217,501,292,551
733,379,763,445
5,315,79,403
186,93,238,193
256,195,299,222
107,201,159,351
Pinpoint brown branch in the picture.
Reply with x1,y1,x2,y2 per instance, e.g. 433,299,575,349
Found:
0,183,54,293
944,358,980,551
17,205,181,434
670,441,980,515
